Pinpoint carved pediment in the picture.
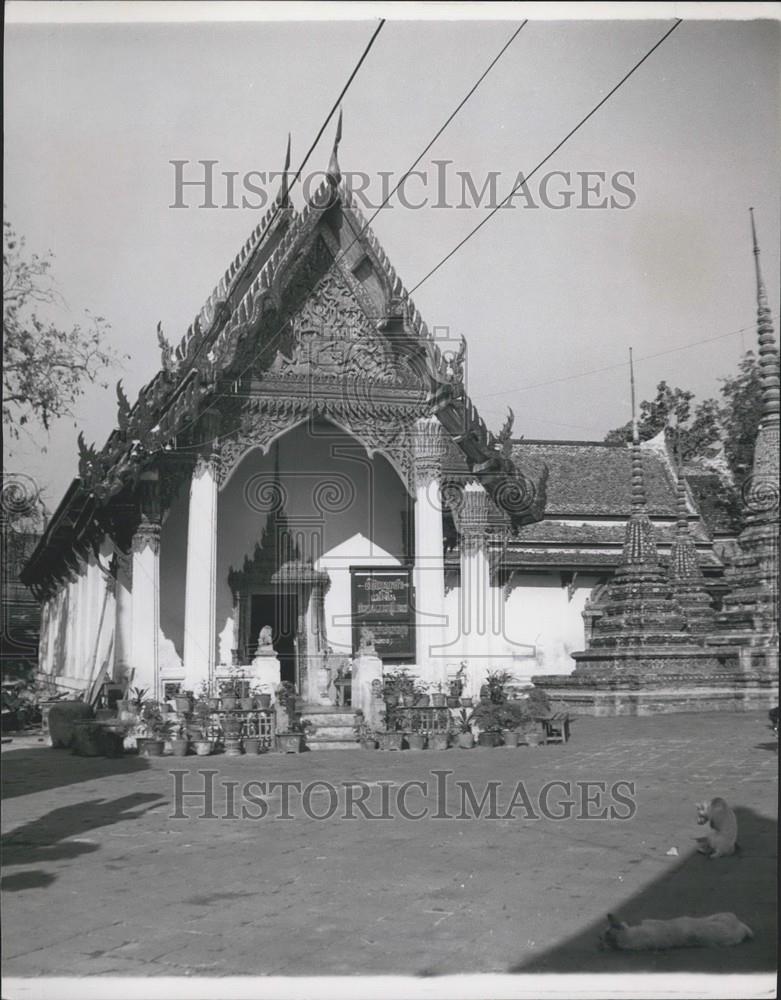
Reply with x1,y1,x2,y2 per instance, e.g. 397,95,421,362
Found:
269,254,420,386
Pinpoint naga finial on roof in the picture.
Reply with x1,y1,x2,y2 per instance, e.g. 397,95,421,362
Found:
157,321,175,374
327,108,343,184
280,133,292,205
116,380,131,433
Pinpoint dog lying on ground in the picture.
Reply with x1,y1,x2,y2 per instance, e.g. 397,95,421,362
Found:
599,912,753,951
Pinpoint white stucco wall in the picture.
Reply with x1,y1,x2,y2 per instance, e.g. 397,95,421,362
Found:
37,537,118,694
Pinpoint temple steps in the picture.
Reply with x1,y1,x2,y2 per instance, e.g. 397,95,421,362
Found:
300,705,357,751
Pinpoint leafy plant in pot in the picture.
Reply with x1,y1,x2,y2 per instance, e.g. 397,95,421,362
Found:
470,702,506,747
485,669,513,704
276,714,312,753
252,685,272,710
454,709,475,749
430,683,447,709
353,711,378,750
173,688,194,715
169,721,190,756
135,701,175,757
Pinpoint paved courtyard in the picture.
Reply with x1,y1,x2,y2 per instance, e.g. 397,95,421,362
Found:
1,711,777,979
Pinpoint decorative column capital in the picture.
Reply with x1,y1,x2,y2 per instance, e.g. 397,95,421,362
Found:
455,481,510,552
132,519,161,556
411,416,449,488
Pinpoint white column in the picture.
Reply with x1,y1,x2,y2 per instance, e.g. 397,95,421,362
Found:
183,456,218,692
456,482,496,699
113,550,133,684
412,417,449,686
130,520,161,697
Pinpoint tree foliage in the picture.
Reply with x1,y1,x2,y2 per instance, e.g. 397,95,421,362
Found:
604,354,763,482
3,218,119,439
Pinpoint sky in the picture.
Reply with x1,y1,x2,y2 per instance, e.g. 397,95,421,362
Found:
4,5,780,511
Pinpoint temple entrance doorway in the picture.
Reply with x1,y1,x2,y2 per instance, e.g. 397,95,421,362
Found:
250,592,298,686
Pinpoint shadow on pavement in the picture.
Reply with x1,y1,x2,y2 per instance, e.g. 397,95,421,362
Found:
1,792,165,888
510,807,777,974
1,747,150,800
1,869,58,892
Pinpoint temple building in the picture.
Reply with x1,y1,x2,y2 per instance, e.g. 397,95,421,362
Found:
20,132,779,720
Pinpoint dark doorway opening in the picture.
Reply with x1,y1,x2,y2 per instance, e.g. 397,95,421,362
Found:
250,592,297,686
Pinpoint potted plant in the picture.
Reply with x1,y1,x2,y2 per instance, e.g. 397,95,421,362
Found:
242,714,261,754
135,701,175,757
413,681,431,709
406,731,426,750
378,712,404,750
471,702,505,747
222,711,244,755
455,709,474,749
169,721,190,756
353,712,377,750
276,716,311,754
173,689,193,715
431,683,447,709
252,685,272,710
220,679,239,712
486,670,513,705
429,730,449,750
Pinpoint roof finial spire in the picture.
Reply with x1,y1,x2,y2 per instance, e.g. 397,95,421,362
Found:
327,108,343,184
629,347,646,511
749,207,780,428
279,133,292,205
622,348,657,564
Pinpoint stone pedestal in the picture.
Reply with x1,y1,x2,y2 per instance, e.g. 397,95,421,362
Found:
250,652,281,695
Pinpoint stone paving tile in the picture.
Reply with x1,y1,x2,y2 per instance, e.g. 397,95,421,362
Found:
1,711,777,977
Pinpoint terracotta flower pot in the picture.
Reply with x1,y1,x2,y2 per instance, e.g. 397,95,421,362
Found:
457,732,474,749
430,733,449,750
446,697,460,709
240,697,254,711
401,694,415,707
379,731,403,751
224,737,243,756
478,731,501,748
193,740,212,756
502,730,520,748
406,733,426,750
169,737,190,756
460,698,473,708
137,737,165,758
415,695,430,708
524,730,543,747
257,694,272,710
431,694,447,708
276,733,303,754
174,697,192,714
243,737,260,754
222,697,239,711
207,698,221,711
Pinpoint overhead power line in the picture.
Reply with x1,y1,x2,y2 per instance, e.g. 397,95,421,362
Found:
229,19,529,388
407,18,683,294
479,321,760,398
184,17,386,372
